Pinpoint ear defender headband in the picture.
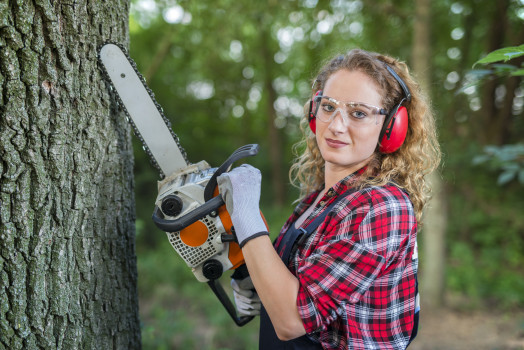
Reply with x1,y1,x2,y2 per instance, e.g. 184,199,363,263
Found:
307,63,412,154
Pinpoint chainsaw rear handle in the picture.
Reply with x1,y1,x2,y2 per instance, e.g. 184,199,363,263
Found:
207,278,254,327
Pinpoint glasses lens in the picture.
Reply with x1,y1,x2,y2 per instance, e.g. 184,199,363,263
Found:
314,96,379,126
314,97,337,122
313,95,322,118
345,103,377,125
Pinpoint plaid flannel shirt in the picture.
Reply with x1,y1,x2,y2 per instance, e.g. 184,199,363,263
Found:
274,171,418,350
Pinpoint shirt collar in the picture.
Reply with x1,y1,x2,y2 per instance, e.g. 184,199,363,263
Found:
295,166,366,213
326,166,367,197
280,167,366,236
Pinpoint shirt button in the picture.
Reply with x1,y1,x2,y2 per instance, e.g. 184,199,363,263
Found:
319,201,325,206
327,189,335,196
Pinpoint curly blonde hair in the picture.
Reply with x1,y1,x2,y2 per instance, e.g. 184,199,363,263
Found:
289,49,441,222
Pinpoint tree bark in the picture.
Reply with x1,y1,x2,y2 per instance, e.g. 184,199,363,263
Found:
0,1,140,349
259,23,285,206
411,0,447,309
494,25,524,145
481,0,509,144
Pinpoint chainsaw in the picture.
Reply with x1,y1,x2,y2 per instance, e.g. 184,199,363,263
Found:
98,43,258,326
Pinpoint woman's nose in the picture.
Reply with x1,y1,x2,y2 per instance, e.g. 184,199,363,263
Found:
328,109,349,132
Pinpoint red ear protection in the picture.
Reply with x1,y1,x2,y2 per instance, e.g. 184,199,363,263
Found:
308,90,322,134
378,64,412,153
379,105,408,153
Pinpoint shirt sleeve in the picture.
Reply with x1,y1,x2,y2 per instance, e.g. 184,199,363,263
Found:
295,187,415,333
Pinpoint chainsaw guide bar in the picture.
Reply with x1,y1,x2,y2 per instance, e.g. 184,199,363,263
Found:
98,42,189,178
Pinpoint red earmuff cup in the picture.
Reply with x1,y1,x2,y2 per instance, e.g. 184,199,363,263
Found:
308,90,322,134
309,118,316,134
379,106,408,153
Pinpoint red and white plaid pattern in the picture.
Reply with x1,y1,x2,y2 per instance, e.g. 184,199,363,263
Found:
274,172,418,349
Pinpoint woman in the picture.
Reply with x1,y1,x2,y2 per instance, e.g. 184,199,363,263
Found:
218,49,441,349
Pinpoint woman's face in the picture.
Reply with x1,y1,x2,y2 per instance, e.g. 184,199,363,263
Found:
315,69,385,177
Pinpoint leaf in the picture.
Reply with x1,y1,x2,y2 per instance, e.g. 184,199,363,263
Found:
484,145,499,155
492,63,519,73
519,169,524,184
497,170,516,185
510,68,524,76
472,154,490,165
455,82,475,95
501,163,520,172
455,69,496,95
467,69,494,77
473,44,524,67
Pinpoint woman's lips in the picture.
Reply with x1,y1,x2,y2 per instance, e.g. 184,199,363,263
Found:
325,138,349,148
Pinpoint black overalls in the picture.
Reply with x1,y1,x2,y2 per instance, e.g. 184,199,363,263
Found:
258,190,419,349
259,194,347,349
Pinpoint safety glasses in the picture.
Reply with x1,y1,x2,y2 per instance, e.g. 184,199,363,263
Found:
313,95,388,127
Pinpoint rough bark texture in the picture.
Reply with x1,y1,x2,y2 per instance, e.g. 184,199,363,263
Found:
480,0,509,144
411,0,447,309
260,23,285,206
0,1,140,349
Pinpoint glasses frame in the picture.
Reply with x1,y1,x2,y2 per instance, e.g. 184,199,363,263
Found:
313,95,389,127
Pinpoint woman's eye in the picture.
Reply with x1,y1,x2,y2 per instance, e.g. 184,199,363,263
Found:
321,103,335,112
351,110,368,119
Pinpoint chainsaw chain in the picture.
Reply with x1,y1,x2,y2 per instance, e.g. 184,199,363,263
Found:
97,41,190,178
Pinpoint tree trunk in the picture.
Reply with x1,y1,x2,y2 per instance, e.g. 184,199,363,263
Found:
0,1,140,349
411,0,447,309
259,24,285,206
494,24,524,145
481,0,509,144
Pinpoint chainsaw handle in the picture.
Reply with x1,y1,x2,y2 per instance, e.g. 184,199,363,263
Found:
203,144,259,202
207,279,254,327
152,195,224,232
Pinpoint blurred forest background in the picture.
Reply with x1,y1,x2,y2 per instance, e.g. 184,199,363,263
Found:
125,0,524,349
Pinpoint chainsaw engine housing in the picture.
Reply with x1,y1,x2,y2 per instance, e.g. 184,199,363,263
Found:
155,161,242,282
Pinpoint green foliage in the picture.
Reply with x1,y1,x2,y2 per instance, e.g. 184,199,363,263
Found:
474,44,524,66
464,44,524,187
125,0,524,346
462,44,524,93
473,144,524,185
443,34,524,309
137,211,289,349
445,145,524,309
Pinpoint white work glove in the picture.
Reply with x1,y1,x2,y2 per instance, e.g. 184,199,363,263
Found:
231,276,261,316
217,164,268,247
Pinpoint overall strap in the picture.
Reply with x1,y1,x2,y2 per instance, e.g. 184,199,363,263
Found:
278,191,352,264
408,276,420,346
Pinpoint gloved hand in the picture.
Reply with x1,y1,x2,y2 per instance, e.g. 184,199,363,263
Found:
217,164,268,247
231,276,261,316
